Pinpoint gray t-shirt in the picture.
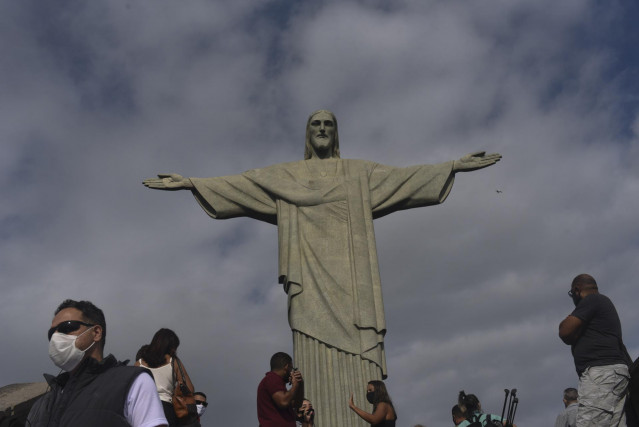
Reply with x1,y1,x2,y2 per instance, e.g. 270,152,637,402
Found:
554,402,577,427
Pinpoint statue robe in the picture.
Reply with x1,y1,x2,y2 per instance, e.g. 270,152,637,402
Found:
190,158,454,426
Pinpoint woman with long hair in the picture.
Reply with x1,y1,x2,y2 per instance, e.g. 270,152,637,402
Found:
135,328,196,426
348,380,397,426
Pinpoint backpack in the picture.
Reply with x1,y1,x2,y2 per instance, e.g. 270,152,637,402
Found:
466,413,503,427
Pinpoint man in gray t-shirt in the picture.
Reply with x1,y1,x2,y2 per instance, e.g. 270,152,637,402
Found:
554,387,578,427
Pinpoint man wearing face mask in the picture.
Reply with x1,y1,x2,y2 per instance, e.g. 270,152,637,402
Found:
296,398,314,426
194,392,207,422
27,299,168,427
559,274,632,427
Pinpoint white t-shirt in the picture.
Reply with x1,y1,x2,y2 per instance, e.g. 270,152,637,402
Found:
123,373,168,427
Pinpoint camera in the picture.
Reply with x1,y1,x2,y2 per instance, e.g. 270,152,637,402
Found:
306,409,315,421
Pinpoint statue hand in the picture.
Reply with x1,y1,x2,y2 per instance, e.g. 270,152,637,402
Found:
142,173,193,190
453,151,502,172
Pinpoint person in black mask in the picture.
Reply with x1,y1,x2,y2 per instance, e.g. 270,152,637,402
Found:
296,398,314,426
348,380,397,426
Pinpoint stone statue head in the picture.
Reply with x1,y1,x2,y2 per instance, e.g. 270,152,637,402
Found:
304,110,341,159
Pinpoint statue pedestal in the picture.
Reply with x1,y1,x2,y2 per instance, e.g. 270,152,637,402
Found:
295,332,382,427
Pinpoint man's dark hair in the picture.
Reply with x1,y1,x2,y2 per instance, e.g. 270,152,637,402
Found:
452,404,464,418
572,274,598,289
55,299,107,346
270,352,292,370
194,392,207,400
135,344,149,361
563,387,578,402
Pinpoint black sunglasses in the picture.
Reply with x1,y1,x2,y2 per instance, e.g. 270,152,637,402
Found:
195,400,208,407
48,320,95,341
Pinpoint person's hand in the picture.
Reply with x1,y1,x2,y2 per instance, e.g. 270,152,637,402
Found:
348,392,355,410
290,369,303,386
142,173,194,190
453,151,502,172
303,403,314,423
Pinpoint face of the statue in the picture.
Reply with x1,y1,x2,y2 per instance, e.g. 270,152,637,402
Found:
308,111,336,158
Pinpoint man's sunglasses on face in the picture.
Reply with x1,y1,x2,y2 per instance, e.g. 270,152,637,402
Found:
195,400,208,407
48,320,95,341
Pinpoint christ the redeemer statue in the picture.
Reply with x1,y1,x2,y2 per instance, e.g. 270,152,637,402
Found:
143,110,501,426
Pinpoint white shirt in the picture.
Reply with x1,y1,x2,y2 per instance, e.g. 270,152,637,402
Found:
124,373,168,427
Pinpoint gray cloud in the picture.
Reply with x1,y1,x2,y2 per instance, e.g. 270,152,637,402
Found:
2,1,638,426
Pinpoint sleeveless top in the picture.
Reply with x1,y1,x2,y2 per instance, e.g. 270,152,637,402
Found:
138,357,174,402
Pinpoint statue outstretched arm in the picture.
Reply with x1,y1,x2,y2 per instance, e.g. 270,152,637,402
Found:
142,173,194,191
452,151,502,173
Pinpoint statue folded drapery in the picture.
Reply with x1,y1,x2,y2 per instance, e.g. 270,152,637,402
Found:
190,157,455,374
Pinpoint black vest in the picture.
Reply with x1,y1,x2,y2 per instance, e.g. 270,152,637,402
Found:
27,355,149,427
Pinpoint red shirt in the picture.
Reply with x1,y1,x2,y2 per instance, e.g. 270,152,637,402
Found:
257,371,296,427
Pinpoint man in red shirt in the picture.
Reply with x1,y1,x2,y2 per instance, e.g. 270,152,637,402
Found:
257,352,304,427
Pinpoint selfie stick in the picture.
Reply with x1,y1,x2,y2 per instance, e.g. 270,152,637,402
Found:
500,389,510,422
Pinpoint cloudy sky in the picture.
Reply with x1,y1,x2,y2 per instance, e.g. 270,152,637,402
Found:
2,0,639,425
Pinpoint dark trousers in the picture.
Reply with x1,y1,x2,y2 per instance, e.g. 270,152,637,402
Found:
162,400,178,426
162,400,201,427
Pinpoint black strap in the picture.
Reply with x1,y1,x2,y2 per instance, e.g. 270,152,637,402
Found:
172,357,192,394
171,357,176,389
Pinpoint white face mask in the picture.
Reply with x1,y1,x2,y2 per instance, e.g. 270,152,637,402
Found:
196,404,207,417
48,327,95,372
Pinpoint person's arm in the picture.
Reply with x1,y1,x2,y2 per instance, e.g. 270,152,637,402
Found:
559,315,584,345
124,373,168,427
348,393,389,425
272,370,304,409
